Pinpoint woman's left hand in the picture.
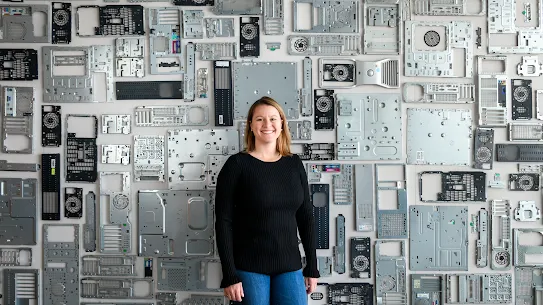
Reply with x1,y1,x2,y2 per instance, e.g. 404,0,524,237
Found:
304,277,317,294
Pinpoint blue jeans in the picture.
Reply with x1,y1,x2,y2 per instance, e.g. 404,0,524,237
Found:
232,269,307,305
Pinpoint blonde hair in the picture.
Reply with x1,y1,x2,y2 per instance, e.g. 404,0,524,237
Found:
244,96,292,156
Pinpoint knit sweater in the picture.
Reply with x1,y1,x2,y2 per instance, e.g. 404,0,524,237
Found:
215,152,320,288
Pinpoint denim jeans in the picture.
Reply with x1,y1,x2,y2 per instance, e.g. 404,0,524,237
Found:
232,269,307,305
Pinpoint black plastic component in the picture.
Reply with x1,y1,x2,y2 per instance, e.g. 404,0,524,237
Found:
496,144,543,162
239,17,260,58
42,154,61,221
314,89,334,130
115,81,183,100
310,184,329,249
323,64,354,82
64,187,83,218
473,128,494,170
0,49,38,81
214,60,233,126
350,237,370,279
144,258,153,277
328,283,373,305
173,0,213,5
52,2,72,44
420,171,486,202
509,173,540,191
297,143,335,161
92,5,145,36
42,105,62,147
476,27,482,48
66,115,98,183
511,79,532,120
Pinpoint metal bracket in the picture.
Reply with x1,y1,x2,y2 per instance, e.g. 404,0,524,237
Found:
376,164,408,239
195,42,237,60
204,18,235,37
115,38,144,78
300,57,312,116
287,35,361,55
82,255,137,276
263,0,284,35
102,115,131,134
0,160,39,172
334,214,345,274
474,128,494,170
99,172,131,254
135,105,209,127
156,258,221,291
148,7,183,75
184,42,196,101
477,56,508,127
476,208,489,267
518,56,543,76
81,278,154,298
514,201,541,221
2,86,34,154
363,0,410,55
83,191,97,252
402,83,475,103
0,5,49,42
133,135,165,182
491,200,512,270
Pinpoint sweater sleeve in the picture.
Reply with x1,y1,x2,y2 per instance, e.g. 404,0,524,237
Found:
215,154,243,288
294,155,320,278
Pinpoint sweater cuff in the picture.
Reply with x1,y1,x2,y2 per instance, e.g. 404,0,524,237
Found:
220,275,242,288
302,266,320,278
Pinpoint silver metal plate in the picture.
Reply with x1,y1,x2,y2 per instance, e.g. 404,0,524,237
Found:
148,7,184,75
233,61,299,119
99,172,131,254
167,129,239,190
133,135,165,182
403,83,475,103
204,18,235,38
135,105,209,127
102,115,131,134
138,190,215,257
287,35,361,56
2,86,34,154
363,0,410,55
336,93,402,161
407,108,473,165
156,258,221,291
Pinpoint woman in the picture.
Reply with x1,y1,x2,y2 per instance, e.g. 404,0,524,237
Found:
215,96,320,305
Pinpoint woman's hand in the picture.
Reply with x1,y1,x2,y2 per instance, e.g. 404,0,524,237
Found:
224,282,244,302
304,277,317,294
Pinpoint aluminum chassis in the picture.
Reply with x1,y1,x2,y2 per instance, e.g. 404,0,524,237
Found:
477,56,508,127
43,45,114,102
404,21,474,77
99,172,131,254
2,86,34,154
363,0,410,55
375,240,407,305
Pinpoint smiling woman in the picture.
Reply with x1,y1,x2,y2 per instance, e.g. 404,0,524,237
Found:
215,96,320,305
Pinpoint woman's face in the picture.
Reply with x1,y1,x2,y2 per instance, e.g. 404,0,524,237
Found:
250,105,283,146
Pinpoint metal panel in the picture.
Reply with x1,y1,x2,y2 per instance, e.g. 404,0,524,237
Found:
363,0,410,55
43,224,79,305
4,269,39,305
376,164,408,239
292,0,359,33
99,172,131,254
2,86,34,154
167,129,239,190
514,229,543,266
82,255,136,276
473,128,494,170
138,190,214,257
405,21,474,77
81,278,154,299
148,7,183,75
156,258,221,292
407,108,472,165
477,56,508,127
334,214,346,274
445,274,512,304
355,164,374,232
287,35,361,56
337,93,402,161
476,209,489,268
0,5,49,42
133,136,165,182
233,61,299,119
83,191,97,252
402,83,475,103
409,205,468,271
375,241,407,305
134,105,209,127
0,178,37,245
490,200,512,270
43,46,114,102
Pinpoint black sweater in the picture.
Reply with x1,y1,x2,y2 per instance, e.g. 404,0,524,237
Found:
215,152,320,288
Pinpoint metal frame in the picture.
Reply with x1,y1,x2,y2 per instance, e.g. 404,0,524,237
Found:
514,229,543,266
148,7,184,75
490,200,512,270
81,278,154,299
445,274,512,303
0,178,37,245
43,224,79,305
43,46,114,102
292,0,360,33
287,35,361,56
0,4,50,42
156,258,221,291
1,86,34,154
402,83,475,103
375,240,407,305
99,172,131,254
476,209,489,267
477,56,508,127
363,0,410,55
133,135,165,182
135,105,209,127
376,164,408,239
413,0,486,15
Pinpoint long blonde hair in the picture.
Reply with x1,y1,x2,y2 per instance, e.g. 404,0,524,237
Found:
244,96,292,156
